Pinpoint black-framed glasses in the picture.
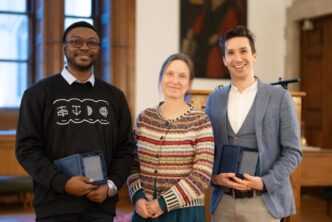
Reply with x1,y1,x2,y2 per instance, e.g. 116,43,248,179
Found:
65,38,100,49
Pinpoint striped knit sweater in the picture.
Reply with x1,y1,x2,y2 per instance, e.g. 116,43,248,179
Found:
127,105,214,212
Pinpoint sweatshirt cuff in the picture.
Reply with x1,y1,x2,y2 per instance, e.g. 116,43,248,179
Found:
51,173,71,194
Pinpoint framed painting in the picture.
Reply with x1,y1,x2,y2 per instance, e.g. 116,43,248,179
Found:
180,0,247,79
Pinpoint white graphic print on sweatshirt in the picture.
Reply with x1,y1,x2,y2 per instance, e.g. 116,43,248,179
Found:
53,98,110,125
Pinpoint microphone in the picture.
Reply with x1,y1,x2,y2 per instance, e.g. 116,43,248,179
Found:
270,78,300,89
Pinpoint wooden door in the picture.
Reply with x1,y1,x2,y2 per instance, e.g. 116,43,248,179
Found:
301,15,332,149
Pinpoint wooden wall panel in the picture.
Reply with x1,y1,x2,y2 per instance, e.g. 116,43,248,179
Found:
39,0,64,77
111,0,136,117
0,133,27,176
0,111,18,130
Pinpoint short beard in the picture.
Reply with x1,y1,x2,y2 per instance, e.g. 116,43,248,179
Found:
66,57,94,72
73,63,93,72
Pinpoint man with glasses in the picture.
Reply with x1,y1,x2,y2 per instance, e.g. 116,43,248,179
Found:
16,21,135,222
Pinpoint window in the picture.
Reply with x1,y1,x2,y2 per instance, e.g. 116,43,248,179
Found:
65,0,93,29
0,0,29,108
0,0,114,130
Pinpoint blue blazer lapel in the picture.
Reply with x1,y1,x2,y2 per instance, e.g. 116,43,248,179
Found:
209,85,230,175
255,80,270,126
210,85,231,213
254,80,271,155
219,85,230,145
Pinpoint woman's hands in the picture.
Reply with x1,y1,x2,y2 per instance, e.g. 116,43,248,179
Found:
135,194,164,219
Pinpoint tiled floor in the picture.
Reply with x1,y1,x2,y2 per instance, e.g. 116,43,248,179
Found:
0,192,331,222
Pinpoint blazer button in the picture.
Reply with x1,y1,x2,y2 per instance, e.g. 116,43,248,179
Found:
154,169,158,174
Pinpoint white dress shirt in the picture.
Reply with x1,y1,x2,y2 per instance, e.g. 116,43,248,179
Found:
227,81,258,134
61,67,95,86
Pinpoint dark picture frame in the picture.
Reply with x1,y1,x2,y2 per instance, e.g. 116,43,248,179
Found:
180,0,247,79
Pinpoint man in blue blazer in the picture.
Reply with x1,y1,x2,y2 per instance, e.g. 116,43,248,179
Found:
206,26,302,222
